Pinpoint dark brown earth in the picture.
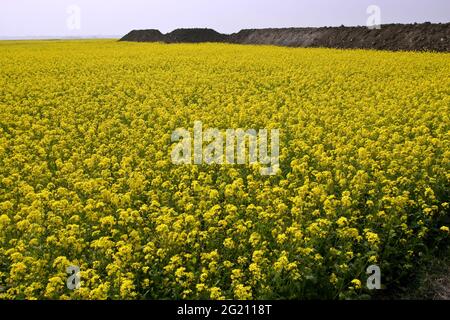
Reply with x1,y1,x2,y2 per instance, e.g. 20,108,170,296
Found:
165,28,228,43
120,28,228,43
120,29,166,42
119,23,450,52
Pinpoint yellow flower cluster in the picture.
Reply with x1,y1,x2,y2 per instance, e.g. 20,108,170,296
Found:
0,40,449,299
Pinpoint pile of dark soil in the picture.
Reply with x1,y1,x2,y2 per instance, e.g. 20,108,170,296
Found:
229,23,450,52
166,28,228,43
120,29,166,42
119,28,228,44
119,23,450,52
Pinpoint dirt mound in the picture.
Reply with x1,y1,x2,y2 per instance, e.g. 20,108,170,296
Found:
166,28,228,43
119,23,450,52
229,23,450,52
119,28,228,44
120,29,166,42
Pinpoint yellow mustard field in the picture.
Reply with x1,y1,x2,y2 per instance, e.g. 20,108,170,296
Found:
0,40,449,299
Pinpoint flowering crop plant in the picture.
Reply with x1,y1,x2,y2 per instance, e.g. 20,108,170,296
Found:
0,40,449,300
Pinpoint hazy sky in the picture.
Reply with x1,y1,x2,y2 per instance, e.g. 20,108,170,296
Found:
0,0,449,37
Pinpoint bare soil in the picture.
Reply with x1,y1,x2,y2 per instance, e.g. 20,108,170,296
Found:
120,29,166,42
165,28,228,43
120,23,450,52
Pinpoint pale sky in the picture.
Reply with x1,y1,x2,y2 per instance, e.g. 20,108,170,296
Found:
0,0,449,38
